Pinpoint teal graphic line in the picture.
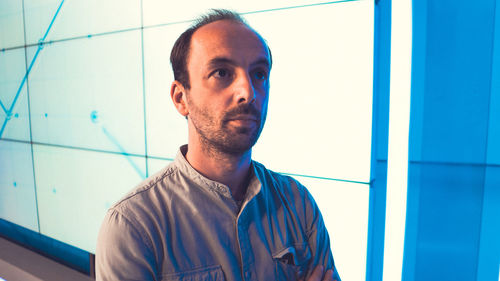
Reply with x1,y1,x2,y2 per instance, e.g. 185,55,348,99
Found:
0,100,7,114
0,137,175,162
0,0,364,181
0,0,65,138
1,0,362,53
279,172,370,185
241,0,359,15
91,110,146,180
102,126,146,180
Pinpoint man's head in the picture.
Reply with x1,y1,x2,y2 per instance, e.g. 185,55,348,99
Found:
170,10,272,156
171,9,253,89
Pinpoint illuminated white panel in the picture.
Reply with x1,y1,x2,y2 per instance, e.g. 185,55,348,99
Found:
142,0,353,27
300,176,369,281
143,23,190,160
250,0,374,182
0,49,30,141
147,158,173,177
33,144,145,253
27,31,146,156
23,0,141,45
383,0,412,280
0,1,24,49
0,141,38,232
0,0,376,263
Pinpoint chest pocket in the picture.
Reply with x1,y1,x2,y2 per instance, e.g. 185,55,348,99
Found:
273,242,312,281
161,265,225,281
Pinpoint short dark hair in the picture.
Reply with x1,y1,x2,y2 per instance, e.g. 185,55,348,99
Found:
170,9,271,89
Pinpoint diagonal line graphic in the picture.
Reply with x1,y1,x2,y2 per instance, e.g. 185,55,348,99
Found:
91,109,146,179
0,99,7,114
0,0,65,139
101,126,146,180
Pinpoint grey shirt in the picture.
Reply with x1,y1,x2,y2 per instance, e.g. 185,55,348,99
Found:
96,145,341,281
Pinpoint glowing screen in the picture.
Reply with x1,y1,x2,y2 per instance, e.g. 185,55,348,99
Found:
0,1,373,280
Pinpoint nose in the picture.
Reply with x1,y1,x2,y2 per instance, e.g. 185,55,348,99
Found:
234,72,256,104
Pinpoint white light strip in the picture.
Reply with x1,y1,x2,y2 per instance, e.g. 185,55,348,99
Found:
383,0,413,280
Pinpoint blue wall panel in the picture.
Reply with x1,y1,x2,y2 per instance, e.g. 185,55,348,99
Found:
366,1,391,280
476,166,500,281
413,163,484,280
421,0,495,164
405,0,499,280
487,0,500,166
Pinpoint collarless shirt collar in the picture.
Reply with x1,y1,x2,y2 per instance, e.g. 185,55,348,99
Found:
173,145,262,209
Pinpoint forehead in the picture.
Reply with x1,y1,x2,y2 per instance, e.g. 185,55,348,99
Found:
189,20,270,66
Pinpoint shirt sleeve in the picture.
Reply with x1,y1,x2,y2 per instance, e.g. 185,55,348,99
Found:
95,208,157,281
304,188,342,281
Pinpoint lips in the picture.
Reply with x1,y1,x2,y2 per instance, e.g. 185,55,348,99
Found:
224,104,261,123
227,114,258,122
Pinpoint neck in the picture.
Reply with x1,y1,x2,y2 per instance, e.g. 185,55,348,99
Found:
185,138,252,201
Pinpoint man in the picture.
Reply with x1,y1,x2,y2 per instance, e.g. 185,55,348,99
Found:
96,9,341,281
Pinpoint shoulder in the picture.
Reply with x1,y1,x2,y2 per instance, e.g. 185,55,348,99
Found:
105,162,180,228
252,160,309,198
116,164,175,206
251,161,328,242
99,162,183,252
252,160,323,222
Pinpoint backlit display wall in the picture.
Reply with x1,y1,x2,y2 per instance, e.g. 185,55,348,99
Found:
0,1,373,280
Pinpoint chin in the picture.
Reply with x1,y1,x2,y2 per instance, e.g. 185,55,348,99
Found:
218,137,258,156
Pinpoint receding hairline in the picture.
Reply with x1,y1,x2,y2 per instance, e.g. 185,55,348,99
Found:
170,9,272,89
188,19,272,66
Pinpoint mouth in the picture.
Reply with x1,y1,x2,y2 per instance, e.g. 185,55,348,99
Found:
225,115,259,130
226,114,258,122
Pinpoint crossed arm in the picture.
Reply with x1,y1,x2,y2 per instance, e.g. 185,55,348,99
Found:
300,183,341,281
306,265,336,281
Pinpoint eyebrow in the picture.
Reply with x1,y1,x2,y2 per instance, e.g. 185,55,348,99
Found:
207,57,236,69
251,58,271,69
207,56,271,70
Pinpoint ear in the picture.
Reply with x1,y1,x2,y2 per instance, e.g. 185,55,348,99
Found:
170,81,189,117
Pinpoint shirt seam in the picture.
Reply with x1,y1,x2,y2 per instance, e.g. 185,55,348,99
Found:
114,167,177,207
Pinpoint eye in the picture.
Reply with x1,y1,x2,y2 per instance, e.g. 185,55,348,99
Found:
213,68,230,78
252,69,268,81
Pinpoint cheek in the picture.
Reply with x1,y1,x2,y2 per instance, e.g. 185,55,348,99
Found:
205,105,225,124
259,98,269,123
258,91,270,111
261,104,269,120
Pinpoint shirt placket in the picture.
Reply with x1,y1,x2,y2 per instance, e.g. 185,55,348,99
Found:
236,206,257,281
